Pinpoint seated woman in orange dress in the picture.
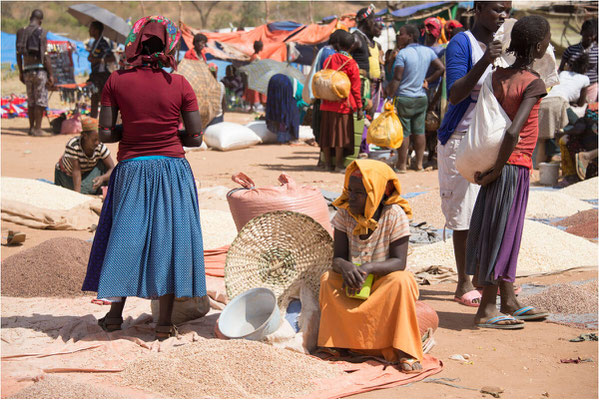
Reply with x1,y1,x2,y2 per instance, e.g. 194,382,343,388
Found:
318,159,423,373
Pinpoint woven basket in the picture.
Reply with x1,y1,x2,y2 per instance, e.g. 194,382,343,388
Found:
224,210,333,309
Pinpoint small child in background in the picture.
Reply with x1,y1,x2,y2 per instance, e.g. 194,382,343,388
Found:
55,116,115,194
466,15,551,329
319,30,363,172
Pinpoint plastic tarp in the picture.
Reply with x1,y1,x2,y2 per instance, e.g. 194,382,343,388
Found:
267,20,303,32
180,20,339,64
377,1,450,18
1,31,90,75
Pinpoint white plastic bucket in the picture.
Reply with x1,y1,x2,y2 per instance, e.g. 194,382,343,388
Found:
538,162,560,186
218,287,281,341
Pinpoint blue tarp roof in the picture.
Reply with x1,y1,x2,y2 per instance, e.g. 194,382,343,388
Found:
1,31,91,75
376,2,449,18
267,21,303,32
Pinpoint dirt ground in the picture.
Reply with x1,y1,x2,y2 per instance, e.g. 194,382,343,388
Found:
1,109,598,399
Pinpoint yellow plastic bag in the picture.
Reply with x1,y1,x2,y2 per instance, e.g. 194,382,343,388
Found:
367,102,403,149
312,57,352,101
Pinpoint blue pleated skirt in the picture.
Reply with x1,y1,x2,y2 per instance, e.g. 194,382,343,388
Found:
82,156,206,299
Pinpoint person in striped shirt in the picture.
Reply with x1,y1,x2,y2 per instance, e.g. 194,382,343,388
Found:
318,160,424,373
54,116,115,194
559,18,598,102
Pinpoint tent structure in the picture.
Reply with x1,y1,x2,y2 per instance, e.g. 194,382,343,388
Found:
1,31,90,75
376,1,459,29
180,18,354,65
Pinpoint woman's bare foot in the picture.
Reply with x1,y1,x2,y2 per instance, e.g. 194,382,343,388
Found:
498,281,548,320
396,350,422,373
474,285,523,327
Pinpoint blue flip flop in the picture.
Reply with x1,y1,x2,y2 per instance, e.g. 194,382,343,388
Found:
511,306,549,321
476,315,524,329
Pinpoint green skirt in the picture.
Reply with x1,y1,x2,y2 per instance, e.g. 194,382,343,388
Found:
54,161,107,195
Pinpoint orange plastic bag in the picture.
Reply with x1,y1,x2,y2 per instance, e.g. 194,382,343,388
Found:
367,102,403,149
312,58,351,101
227,172,332,235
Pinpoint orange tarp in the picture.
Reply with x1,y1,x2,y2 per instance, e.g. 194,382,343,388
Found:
180,20,344,62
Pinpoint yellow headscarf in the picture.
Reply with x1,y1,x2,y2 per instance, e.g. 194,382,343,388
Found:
332,160,412,236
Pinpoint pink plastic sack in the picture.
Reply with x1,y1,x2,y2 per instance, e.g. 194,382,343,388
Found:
60,112,82,135
227,172,333,235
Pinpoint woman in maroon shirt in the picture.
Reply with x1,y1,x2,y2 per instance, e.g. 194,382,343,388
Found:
82,16,206,341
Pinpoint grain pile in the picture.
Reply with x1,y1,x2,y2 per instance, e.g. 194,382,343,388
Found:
1,177,94,210
560,177,598,200
519,280,598,314
551,209,598,239
408,220,598,276
12,376,127,399
1,237,93,297
199,209,238,249
525,190,593,219
119,337,345,398
408,191,445,228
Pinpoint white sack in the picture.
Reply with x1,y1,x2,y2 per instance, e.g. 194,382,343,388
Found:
204,122,262,151
246,120,277,144
455,73,512,184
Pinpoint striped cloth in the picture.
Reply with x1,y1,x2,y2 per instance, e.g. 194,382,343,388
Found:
331,204,410,264
57,137,110,175
562,42,598,84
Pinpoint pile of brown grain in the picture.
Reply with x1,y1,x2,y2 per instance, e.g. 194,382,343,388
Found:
119,337,345,398
1,237,93,297
519,280,598,315
551,209,598,239
12,376,127,399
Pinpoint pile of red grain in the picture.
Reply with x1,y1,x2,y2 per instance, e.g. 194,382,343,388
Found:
551,209,598,239
1,237,93,297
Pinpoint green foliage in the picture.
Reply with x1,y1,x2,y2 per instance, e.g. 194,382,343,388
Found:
211,11,234,31
237,2,263,28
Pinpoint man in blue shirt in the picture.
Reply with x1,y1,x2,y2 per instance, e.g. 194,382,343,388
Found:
386,24,444,172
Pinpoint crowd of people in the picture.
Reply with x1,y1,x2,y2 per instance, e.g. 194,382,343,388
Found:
11,2,598,371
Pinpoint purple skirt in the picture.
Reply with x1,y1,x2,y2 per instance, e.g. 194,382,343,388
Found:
465,164,529,284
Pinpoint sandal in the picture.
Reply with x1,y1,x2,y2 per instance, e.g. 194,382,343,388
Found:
155,324,178,341
97,315,123,332
6,230,26,246
399,357,423,374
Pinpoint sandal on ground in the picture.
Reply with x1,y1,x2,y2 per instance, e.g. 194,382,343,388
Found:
398,357,423,374
476,315,524,330
6,230,26,246
155,324,178,341
510,306,549,321
453,290,482,307
97,315,123,332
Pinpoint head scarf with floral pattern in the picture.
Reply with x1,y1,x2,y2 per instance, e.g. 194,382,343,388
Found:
125,15,181,70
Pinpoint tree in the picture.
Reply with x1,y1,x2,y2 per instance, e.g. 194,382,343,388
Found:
191,1,220,29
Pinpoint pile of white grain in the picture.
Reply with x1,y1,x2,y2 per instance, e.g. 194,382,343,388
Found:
119,337,344,398
408,220,598,276
519,280,598,314
1,177,93,210
525,190,593,219
199,209,238,249
560,177,598,200
12,376,127,399
408,191,446,228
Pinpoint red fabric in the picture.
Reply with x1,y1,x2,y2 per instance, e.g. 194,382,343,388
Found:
320,53,362,114
184,48,207,62
492,68,546,170
424,18,442,39
179,20,345,62
101,68,198,161
204,245,229,277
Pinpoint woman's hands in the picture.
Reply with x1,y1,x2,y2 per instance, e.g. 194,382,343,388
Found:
333,258,369,293
474,167,501,186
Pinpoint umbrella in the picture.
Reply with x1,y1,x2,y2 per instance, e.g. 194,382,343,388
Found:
67,4,131,44
239,59,305,95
